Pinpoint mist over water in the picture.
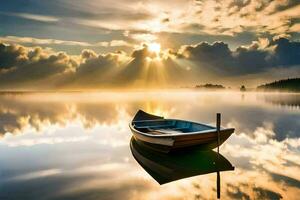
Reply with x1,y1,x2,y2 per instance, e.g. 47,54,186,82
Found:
0,91,299,199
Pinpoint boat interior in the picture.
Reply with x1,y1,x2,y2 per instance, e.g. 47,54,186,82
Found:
133,119,215,135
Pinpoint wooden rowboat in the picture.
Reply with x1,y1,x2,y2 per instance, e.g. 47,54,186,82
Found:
129,110,234,152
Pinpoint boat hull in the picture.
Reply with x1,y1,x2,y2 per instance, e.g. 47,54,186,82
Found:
129,110,234,152
130,125,234,152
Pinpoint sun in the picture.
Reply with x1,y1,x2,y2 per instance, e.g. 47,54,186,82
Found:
148,42,161,54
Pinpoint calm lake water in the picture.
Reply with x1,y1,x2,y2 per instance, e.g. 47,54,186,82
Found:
0,91,299,200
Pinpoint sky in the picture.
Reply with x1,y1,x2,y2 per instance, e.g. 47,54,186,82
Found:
0,0,300,89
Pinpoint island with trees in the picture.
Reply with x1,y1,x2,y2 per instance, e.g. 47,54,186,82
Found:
195,83,225,90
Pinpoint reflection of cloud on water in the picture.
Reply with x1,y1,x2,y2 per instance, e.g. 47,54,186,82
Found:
219,128,300,199
8,168,62,182
0,92,299,199
0,92,299,145
0,137,154,200
128,130,300,199
0,125,299,199
0,94,123,136
0,92,180,137
131,136,299,199
0,94,71,136
1,121,132,149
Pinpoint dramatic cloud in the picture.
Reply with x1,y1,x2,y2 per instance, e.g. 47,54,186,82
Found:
0,37,299,89
187,0,300,37
1,1,300,51
178,37,300,75
0,43,77,88
59,0,300,37
65,50,131,88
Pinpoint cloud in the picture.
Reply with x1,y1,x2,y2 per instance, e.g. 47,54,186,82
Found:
0,37,299,89
1,0,300,48
0,36,131,48
0,43,77,88
0,36,92,47
0,43,28,70
270,37,300,66
63,0,298,38
178,37,300,75
0,42,132,89
0,12,59,22
64,50,130,88
109,40,131,47
187,0,300,37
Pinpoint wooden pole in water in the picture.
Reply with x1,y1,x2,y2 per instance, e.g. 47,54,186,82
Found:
216,113,221,199
217,113,221,155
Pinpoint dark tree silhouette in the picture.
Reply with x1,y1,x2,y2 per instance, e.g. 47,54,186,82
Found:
195,83,225,90
257,78,300,92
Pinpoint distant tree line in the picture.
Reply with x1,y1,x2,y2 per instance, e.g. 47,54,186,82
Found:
257,78,300,92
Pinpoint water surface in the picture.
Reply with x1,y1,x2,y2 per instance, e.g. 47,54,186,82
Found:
0,91,299,199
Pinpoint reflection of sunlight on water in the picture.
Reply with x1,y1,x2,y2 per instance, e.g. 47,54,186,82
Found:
144,101,175,118
0,91,299,199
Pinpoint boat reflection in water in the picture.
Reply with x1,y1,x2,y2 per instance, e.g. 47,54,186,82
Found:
130,137,234,197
